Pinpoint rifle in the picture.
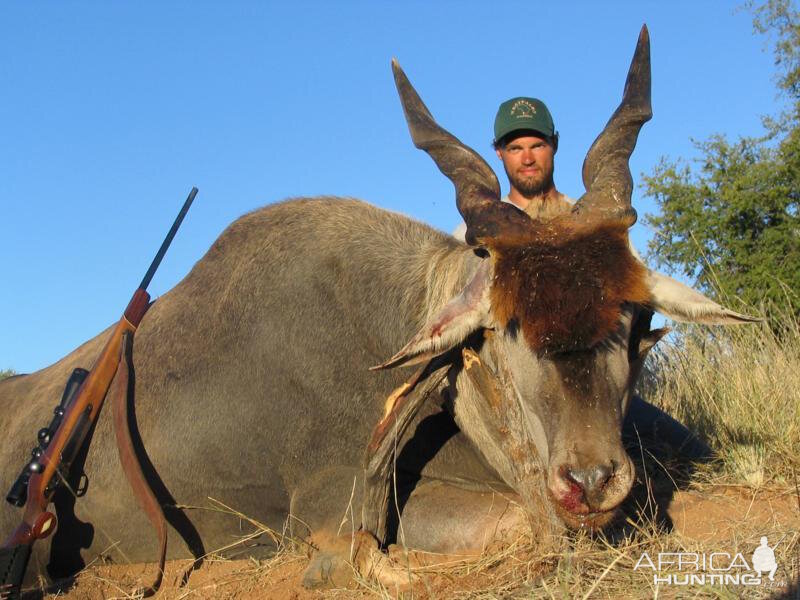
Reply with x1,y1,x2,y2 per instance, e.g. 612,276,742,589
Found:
0,187,198,599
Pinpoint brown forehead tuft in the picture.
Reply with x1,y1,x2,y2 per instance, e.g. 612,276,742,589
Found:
488,221,650,353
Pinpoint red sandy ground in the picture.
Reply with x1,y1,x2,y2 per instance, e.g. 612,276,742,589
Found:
30,487,798,599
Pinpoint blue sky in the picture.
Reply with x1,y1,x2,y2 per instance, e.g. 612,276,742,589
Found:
1,2,785,373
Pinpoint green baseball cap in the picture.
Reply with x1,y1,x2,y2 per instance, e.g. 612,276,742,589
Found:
493,97,555,144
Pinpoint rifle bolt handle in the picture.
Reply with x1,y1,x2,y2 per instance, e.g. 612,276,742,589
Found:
28,462,42,474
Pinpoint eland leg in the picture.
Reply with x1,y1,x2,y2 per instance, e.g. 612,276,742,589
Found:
300,474,527,590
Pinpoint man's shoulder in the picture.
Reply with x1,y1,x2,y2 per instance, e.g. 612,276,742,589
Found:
452,221,468,241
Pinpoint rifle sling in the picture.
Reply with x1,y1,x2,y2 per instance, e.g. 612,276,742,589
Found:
110,331,167,597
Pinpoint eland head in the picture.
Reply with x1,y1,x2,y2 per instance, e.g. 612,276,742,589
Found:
375,26,757,529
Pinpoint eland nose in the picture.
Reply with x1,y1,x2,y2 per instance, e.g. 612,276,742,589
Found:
563,462,615,507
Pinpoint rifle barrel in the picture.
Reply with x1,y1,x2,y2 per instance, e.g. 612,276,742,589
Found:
138,187,198,291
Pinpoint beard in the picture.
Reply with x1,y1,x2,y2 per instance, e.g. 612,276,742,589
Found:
506,166,555,199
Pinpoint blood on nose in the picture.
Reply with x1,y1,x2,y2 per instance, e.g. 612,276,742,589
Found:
564,463,615,501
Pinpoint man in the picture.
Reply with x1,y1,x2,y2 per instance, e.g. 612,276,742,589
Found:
453,97,572,241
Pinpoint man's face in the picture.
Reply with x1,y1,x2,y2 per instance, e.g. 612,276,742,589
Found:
496,133,555,198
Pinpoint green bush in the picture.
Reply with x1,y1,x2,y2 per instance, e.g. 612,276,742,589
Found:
644,0,800,330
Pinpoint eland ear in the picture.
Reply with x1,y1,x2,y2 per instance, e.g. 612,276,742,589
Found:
647,271,762,324
638,326,670,357
371,260,493,370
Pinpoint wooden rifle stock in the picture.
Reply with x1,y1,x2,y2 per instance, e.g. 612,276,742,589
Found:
0,187,197,599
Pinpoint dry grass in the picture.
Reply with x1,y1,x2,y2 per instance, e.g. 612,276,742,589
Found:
127,493,795,599
642,303,800,485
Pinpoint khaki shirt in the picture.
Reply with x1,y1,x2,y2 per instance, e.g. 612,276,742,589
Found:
452,193,574,242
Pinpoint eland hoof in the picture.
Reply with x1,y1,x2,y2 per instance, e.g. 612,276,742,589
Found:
301,548,355,589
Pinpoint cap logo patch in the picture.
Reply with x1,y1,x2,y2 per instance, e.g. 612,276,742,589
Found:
510,99,537,119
